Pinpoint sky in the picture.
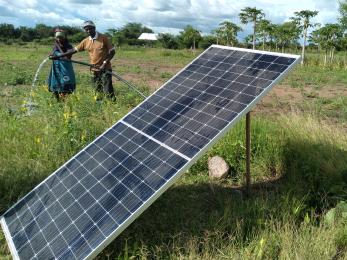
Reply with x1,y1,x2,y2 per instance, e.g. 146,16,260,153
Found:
0,0,340,36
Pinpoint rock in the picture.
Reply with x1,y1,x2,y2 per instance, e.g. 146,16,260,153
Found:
208,156,230,179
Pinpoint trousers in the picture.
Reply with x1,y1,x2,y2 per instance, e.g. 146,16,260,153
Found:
92,70,115,98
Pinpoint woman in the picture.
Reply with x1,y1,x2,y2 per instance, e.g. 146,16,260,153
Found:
48,29,76,101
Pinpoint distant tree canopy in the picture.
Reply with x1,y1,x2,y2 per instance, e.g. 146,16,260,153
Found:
0,23,84,43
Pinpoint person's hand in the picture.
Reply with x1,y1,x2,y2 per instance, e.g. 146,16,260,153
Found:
49,54,61,60
99,61,107,71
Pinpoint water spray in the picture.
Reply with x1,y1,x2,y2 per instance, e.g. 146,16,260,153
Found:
23,57,50,115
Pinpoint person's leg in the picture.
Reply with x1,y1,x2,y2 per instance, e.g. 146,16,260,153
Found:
93,71,103,93
101,70,115,99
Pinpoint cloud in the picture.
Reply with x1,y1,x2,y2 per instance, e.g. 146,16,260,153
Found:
0,0,339,35
68,0,102,4
0,5,16,18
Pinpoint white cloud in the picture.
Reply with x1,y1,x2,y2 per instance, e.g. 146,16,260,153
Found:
0,0,339,34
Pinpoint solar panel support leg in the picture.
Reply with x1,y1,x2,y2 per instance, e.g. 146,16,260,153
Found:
245,112,251,195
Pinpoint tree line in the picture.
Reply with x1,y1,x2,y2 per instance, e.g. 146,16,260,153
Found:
1,1,347,65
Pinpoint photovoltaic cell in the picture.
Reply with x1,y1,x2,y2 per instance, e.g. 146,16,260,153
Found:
1,45,299,260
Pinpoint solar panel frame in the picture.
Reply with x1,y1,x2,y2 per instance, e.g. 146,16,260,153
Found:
1,45,300,260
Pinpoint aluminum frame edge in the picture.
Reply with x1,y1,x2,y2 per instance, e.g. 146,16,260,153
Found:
1,217,20,260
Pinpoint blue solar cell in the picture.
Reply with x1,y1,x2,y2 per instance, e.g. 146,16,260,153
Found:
251,60,271,69
121,193,142,213
36,210,50,229
47,201,64,218
268,63,288,73
275,56,296,65
236,58,254,67
197,66,213,74
97,214,118,237
52,182,67,196
74,214,90,233
242,52,262,60
100,174,118,190
133,182,154,201
233,93,254,104
18,242,35,259
111,165,129,180
229,65,246,74
99,194,118,212
78,192,95,209
110,183,128,200
208,69,225,78
178,143,200,158
258,54,277,62
83,226,104,250
132,164,151,180
36,247,55,259
223,56,239,64
13,230,27,250
156,164,176,180
52,237,71,258
260,70,281,80
86,204,106,223
31,232,46,254
90,184,107,200
71,237,91,259
243,67,263,77
109,203,131,224
43,222,59,242
206,85,223,95
57,249,74,259
61,224,80,245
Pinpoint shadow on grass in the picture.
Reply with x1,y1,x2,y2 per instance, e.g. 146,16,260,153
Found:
99,138,347,258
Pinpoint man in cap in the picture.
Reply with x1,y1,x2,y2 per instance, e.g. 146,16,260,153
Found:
50,20,116,99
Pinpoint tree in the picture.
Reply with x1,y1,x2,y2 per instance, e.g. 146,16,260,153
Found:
0,23,17,39
265,23,277,51
18,26,36,42
310,24,343,66
239,7,265,49
339,0,347,30
273,22,300,53
200,35,217,49
179,25,202,50
106,28,126,47
35,24,53,39
243,34,253,48
257,19,271,50
211,27,223,45
158,33,179,49
217,21,241,46
291,10,319,65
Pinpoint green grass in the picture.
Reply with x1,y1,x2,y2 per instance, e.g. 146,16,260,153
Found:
0,44,347,259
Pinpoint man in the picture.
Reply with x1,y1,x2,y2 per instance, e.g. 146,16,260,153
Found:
51,20,116,99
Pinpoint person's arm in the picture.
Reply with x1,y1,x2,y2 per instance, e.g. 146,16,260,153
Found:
99,37,116,70
99,49,115,70
49,40,85,60
49,48,77,60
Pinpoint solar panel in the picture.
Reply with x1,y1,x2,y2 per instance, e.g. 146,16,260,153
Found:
1,45,300,259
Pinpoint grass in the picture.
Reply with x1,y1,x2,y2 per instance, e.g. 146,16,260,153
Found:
0,44,347,259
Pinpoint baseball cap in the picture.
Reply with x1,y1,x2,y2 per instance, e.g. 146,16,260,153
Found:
83,20,95,28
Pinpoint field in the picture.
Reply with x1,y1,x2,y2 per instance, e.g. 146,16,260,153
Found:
0,43,347,259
